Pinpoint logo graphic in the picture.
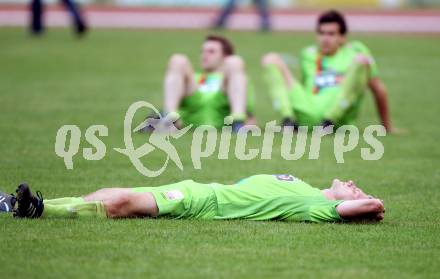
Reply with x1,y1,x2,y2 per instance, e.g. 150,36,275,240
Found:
54,101,386,177
114,101,192,177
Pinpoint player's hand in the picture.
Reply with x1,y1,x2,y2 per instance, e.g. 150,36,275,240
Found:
366,197,385,221
375,199,385,221
374,211,385,221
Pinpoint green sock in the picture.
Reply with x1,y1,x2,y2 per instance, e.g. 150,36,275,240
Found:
263,64,295,119
231,112,246,122
44,197,84,205
42,200,107,219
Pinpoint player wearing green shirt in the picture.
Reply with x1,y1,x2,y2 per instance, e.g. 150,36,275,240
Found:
9,174,385,223
262,10,393,131
156,35,255,132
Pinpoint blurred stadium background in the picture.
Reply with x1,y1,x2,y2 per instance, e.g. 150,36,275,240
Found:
1,0,440,32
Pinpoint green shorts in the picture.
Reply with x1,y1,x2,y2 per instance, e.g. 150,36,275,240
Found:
179,83,255,128
132,180,218,219
179,92,230,128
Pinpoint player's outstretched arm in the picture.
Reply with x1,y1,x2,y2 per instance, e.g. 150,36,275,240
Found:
369,77,391,132
336,198,385,222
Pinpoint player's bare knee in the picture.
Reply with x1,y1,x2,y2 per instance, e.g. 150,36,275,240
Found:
261,52,282,67
83,188,109,201
168,54,189,71
224,55,245,72
105,195,132,218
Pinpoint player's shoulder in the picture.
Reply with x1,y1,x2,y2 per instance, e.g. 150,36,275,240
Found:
300,45,318,61
346,40,371,53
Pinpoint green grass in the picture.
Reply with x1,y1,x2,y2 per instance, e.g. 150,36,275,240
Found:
0,27,439,278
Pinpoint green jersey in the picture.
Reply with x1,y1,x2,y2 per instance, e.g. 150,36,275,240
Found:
134,174,343,223
179,72,229,128
211,174,343,222
299,41,378,114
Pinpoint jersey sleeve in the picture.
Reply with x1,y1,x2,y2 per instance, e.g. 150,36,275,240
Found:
350,41,379,79
307,200,344,223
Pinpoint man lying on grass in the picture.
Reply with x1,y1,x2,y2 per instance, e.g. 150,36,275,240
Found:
1,174,385,222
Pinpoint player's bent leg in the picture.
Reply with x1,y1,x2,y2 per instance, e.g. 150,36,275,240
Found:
223,55,248,124
164,54,196,114
261,53,297,126
261,52,294,88
104,192,159,218
323,59,369,125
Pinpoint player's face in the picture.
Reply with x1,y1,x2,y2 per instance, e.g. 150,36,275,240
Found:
330,179,369,200
317,23,345,55
200,41,224,71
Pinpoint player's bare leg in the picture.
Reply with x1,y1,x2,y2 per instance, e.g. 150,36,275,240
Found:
261,53,294,89
163,54,196,115
222,55,248,129
84,189,159,218
83,187,132,201
13,183,159,219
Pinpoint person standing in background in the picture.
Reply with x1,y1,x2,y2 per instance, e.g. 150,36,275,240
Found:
30,0,87,36
213,0,271,32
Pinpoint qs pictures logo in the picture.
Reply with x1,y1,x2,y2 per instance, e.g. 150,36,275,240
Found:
55,101,386,177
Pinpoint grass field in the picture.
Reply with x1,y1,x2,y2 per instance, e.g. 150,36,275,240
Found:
1,27,439,278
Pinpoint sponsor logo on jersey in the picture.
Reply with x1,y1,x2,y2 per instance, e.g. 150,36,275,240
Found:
314,69,343,92
198,75,222,94
275,174,295,181
163,190,184,201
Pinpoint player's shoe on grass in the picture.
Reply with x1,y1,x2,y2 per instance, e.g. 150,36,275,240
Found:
281,118,298,131
320,119,335,134
13,183,44,218
231,120,245,133
0,191,16,213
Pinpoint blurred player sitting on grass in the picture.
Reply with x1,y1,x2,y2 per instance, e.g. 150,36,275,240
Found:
3,174,384,223
262,10,397,132
150,35,255,132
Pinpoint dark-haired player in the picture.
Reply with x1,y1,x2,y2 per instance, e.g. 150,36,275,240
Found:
262,10,395,132
159,35,255,131
7,174,385,223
